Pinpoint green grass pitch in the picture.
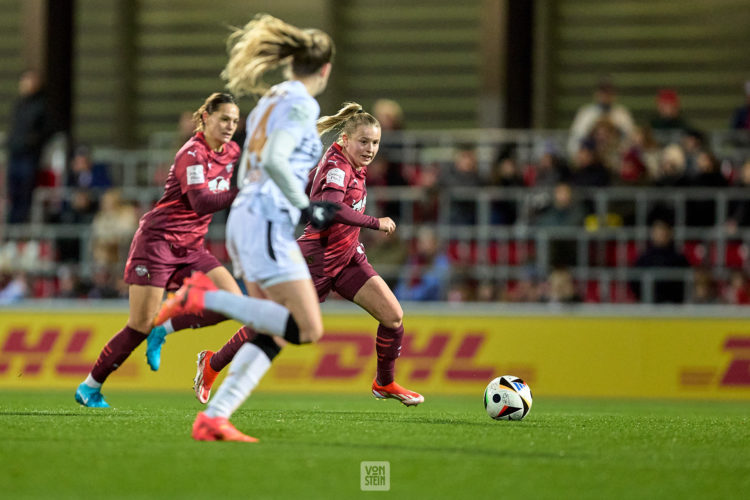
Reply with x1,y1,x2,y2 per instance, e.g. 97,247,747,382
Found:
1,390,748,499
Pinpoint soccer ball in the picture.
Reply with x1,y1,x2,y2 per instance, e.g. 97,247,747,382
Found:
484,375,533,421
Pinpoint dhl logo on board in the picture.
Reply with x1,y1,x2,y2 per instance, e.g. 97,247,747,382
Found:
0,312,749,398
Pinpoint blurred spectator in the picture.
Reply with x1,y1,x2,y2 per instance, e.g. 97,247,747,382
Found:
529,147,570,188
542,267,582,304
722,269,750,305
439,144,482,225
369,98,408,218
475,281,498,302
177,110,196,146
6,69,52,224
589,117,623,172
680,128,707,178
68,145,112,193
533,182,586,267
686,151,728,226
533,182,586,227
729,80,750,131
52,188,98,262
394,226,450,301
500,266,543,302
653,144,688,187
373,98,404,132
87,266,121,299
726,159,750,234
569,139,611,187
649,89,691,133
631,218,691,303
91,189,139,268
619,126,659,184
489,157,524,225
56,265,87,298
567,78,635,158
690,268,720,304
0,272,29,304
412,163,440,222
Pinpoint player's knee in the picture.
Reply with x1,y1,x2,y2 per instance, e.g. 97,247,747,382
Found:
382,310,403,330
303,321,324,343
284,315,323,344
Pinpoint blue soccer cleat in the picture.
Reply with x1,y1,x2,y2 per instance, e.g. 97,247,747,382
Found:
75,383,110,408
146,325,167,371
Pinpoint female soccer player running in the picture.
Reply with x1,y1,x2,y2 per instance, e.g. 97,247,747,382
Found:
161,103,424,411
74,93,243,407
153,14,338,442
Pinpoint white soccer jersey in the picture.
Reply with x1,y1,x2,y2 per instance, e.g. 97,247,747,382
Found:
233,80,322,224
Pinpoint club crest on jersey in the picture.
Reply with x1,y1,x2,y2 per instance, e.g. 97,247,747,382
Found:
226,163,233,173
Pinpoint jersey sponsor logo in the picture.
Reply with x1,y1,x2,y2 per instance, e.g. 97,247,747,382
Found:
352,194,366,212
186,164,205,185
208,176,230,192
326,168,346,187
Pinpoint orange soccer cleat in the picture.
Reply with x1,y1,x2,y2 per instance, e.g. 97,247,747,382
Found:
372,379,425,406
193,350,219,404
153,271,217,326
192,411,258,442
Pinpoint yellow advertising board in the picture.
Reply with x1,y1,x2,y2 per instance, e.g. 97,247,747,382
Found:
1,309,748,399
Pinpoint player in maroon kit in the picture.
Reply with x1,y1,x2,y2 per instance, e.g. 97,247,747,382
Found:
74,92,242,407
174,102,424,406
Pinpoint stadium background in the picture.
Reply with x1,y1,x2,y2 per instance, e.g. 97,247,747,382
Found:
0,0,749,400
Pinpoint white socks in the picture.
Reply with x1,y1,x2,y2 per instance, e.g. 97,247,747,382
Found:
83,374,102,388
204,343,271,419
160,319,174,335
203,290,290,338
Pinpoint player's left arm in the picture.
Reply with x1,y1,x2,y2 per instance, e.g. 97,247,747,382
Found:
320,188,380,230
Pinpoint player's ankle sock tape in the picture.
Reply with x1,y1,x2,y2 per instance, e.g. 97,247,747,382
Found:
282,316,309,345
250,334,282,361
204,290,290,337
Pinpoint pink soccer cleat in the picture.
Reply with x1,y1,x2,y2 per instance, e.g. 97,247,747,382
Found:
192,411,258,442
372,379,424,406
153,271,217,326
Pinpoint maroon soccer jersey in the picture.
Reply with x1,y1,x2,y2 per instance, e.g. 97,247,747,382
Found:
137,132,240,250
299,143,370,277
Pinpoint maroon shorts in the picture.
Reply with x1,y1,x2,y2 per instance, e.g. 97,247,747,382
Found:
311,248,378,303
123,229,222,290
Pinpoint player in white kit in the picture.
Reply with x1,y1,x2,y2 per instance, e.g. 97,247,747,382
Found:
154,14,337,442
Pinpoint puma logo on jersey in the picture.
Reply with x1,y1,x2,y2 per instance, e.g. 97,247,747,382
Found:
187,150,198,158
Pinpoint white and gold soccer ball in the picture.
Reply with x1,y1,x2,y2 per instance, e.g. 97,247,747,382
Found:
484,375,533,421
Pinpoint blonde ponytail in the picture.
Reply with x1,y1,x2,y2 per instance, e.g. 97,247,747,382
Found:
222,14,334,97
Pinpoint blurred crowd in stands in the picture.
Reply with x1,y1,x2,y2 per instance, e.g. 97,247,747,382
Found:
2,73,750,304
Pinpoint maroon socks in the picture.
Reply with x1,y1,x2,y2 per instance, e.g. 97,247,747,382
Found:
171,311,227,331
375,324,404,386
90,326,148,383
209,326,255,372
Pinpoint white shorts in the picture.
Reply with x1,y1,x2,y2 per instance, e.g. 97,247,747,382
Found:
226,207,311,288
